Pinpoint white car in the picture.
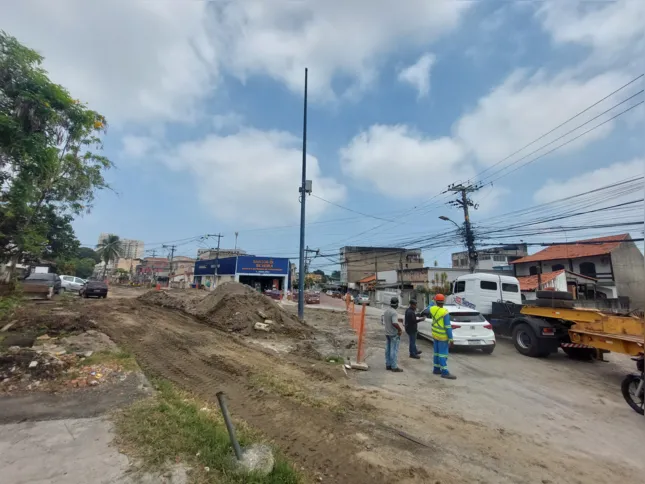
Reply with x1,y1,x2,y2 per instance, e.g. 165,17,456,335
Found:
418,305,496,354
60,275,86,292
355,294,370,305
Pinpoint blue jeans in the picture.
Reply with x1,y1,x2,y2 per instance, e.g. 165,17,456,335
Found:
385,335,400,369
408,330,418,356
433,339,450,375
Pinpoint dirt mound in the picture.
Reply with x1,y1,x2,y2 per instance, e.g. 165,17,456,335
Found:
138,290,186,311
139,283,312,339
0,347,72,383
7,310,96,335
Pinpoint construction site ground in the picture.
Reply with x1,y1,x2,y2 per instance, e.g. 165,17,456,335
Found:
1,286,643,484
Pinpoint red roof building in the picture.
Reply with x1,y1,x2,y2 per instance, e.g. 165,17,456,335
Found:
511,234,644,308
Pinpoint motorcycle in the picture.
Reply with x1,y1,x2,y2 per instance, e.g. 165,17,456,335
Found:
621,353,644,415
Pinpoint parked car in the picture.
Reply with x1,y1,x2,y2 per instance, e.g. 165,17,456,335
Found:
60,275,86,292
418,305,496,354
22,272,61,297
330,291,342,299
355,294,370,305
80,280,108,298
264,289,282,301
305,291,320,304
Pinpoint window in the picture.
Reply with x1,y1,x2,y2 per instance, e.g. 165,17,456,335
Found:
551,264,565,271
454,280,466,293
450,312,486,323
529,266,538,276
62,276,74,281
493,255,506,262
479,255,491,261
74,278,85,284
480,280,497,291
502,283,519,293
579,262,597,278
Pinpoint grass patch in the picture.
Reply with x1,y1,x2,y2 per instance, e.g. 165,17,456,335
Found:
83,350,139,371
114,380,303,484
0,293,23,321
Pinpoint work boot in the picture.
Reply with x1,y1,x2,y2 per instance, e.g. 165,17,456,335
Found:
441,373,457,380
386,366,392,370
417,351,423,355
391,367,403,373
409,355,421,359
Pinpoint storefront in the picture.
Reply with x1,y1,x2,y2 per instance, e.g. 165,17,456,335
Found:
193,255,290,294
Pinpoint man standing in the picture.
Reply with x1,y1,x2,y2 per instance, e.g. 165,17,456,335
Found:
383,296,404,372
430,294,457,379
405,299,425,359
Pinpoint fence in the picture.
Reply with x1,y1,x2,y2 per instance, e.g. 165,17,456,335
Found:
345,294,367,363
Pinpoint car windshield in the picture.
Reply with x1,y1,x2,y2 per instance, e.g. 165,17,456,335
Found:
449,312,486,323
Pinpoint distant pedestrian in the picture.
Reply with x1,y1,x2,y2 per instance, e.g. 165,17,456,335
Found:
383,297,404,372
405,299,425,359
430,294,456,379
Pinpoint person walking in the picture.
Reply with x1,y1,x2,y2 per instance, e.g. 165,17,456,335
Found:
405,299,425,359
430,294,457,379
383,296,404,372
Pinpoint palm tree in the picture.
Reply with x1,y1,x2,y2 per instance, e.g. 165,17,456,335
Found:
96,235,122,279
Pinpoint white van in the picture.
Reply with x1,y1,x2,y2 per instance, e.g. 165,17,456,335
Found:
448,273,522,317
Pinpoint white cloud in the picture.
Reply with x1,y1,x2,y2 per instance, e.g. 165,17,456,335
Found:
120,136,158,160
454,70,632,166
163,129,346,227
2,0,218,125
537,0,645,61
398,53,436,99
2,0,470,125
212,112,245,131
340,125,470,197
533,159,644,204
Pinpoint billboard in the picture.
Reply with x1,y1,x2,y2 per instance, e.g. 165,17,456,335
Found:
236,256,289,275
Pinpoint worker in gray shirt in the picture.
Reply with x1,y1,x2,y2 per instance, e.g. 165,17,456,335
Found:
383,296,404,372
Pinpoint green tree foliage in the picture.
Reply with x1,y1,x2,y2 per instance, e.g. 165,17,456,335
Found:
0,31,112,275
74,257,96,279
76,246,100,263
330,270,341,280
96,234,122,278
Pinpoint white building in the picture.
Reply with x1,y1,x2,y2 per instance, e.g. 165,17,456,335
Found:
452,244,528,270
97,233,144,259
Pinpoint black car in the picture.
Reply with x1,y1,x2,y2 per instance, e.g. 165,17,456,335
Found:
80,280,108,298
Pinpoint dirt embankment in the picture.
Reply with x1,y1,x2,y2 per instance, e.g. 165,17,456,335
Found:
138,282,312,339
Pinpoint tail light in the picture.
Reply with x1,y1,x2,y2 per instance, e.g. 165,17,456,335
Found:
451,324,461,329
484,323,492,330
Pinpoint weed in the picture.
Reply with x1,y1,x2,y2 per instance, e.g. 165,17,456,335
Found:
0,293,23,321
114,380,302,484
83,350,139,371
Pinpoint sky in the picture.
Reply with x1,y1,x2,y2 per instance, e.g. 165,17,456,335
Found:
2,0,644,272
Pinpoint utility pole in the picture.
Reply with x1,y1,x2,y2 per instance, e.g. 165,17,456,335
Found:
448,183,482,273
399,252,404,293
298,68,311,321
146,249,157,284
303,247,319,289
234,232,239,252
163,244,177,286
211,234,223,289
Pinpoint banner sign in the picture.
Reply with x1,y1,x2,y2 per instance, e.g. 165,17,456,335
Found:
236,256,289,275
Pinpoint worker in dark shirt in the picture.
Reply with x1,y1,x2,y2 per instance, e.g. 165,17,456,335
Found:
405,299,425,359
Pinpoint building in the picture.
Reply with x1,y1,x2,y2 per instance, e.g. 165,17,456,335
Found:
135,257,169,282
340,246,423,288
516,269,605,301
169,256,195,283
510,234,644,308
97,233,144,259
197,248,246,260
194,255,290,293
452,244,527,270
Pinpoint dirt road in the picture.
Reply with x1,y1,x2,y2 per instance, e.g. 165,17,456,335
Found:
79,291,644,484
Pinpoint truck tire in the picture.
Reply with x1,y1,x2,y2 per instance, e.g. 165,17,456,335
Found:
512,323,544,357
534,298,574,309
536,290,572,301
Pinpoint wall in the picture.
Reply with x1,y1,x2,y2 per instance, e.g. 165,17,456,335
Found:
514,256,612,278
611,241,645,309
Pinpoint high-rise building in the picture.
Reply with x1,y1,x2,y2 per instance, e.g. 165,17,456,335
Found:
97,233,145,259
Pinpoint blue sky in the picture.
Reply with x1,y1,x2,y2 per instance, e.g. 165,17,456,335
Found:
4,0,644,271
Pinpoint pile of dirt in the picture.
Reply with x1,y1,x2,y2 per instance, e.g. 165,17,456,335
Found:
290,341,323,360
139,283,312,339
0,347,72,384
5,310,96,335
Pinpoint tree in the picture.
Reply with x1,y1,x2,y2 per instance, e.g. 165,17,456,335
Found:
0,32,112,277
330,270,340,280
96,234,121,278
313,269,326,283
77,246,100,263
74,257,96,279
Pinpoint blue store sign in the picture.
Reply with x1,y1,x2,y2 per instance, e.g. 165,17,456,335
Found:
236,256,289,275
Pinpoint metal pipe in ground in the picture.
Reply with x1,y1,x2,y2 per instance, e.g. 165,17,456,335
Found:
216,391,243,460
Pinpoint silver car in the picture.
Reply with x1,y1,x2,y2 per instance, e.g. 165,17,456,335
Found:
60,275,86,292
355,294,370,305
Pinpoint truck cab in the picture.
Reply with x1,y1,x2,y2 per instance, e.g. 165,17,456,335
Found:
448,273,522,317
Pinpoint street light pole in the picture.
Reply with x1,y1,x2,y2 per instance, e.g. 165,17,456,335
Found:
297,68,309,321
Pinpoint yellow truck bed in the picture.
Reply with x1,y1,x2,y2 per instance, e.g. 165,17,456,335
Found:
521,306,644,356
